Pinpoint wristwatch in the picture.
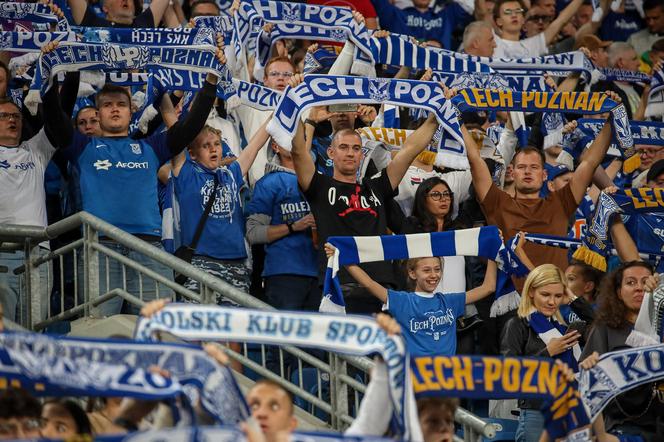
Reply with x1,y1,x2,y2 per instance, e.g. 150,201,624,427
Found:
287,222,295,234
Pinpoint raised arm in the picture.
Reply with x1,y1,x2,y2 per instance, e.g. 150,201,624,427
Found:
148,0,171,26
237,119,270,176
465,125,494,202
67,0,88,25
386,113,438,189
291,116,316,191
543,0,584,45
569,95,618,203
346,265,388,303
465,260,497,304
610,217,640,262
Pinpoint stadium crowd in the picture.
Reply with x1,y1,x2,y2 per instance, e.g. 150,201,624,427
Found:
1,0,664,440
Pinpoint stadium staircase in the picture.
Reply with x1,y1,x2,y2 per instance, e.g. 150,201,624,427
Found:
0,212,502,441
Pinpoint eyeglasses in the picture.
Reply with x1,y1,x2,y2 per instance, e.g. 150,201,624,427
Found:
503,7,526,15
0,418,44,436
267,71,294,78
0,112,22,121
427,191,453,201
527,14,552,23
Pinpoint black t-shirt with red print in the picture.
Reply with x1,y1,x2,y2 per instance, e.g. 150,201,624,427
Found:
303,169,396,287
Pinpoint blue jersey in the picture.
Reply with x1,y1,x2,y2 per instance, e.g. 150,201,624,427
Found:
599,11,644,42
371,0,469,48
246,168,318,277
64,132,171,236
175,160,246,260
387,289,465,356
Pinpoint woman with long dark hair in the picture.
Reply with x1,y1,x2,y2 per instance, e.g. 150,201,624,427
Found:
392,176,483,335
580,261,663,442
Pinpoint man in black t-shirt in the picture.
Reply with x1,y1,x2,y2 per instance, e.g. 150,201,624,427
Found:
289,81,440,313
67,0,170,27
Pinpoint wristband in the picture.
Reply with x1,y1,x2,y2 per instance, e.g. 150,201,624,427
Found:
287,222,295,234
304,119,318,129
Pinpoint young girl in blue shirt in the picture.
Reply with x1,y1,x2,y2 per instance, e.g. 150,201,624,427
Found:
325,244,497,356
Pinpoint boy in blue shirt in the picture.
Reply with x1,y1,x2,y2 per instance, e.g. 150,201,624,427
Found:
59,51,226,316
370,0,474,49
325,245,497,356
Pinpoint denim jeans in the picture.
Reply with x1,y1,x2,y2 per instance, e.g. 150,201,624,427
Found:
0,248,51,323
516,409,545,442
82,240,174,317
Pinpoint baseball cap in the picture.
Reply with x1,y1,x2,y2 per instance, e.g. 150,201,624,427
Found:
546,163,571,181
647,159,664,183
574,35,612,51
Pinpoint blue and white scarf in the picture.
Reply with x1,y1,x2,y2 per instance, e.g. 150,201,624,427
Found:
135,304,420,441
646,68,664,118
0,31,76,51
572,189,664,270
528,311,581,372
579,344,664,422
320,227,506,314
0,331,249,425
452,89,638,171
243,0,374,76
0,2,69,31
77,26,217,47
411,354,591,440
26,41,228,114
576,118,664,163
267,75,467,168
597,67,650,84
96,426,396,442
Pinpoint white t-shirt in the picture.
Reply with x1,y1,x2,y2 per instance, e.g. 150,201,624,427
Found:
0,129,55,229
494,32,548,58
394,166,472,218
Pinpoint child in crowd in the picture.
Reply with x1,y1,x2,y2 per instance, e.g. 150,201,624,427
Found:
325,244,497,356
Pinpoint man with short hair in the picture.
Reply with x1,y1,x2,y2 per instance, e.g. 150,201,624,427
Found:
67,0,171,27
59,63,223,316
628,0,664,57
246,379,297,442
290,75,440,314
466,94,617,290
523,6,553,39
462,21,497,56
606,42,644,118
0,81,69,322
575,34,611,68
492,0,583,57
190,0,220,17
234,56,296,186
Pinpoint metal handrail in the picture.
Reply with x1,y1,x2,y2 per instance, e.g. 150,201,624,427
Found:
0,212,494,439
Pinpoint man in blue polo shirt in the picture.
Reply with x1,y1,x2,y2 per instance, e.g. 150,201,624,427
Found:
60,65,221,316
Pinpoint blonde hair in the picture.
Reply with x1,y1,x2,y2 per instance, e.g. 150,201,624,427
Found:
517,264,567,323
405,257,444,291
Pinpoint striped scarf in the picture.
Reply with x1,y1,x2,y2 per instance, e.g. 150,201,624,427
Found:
135,304,420,441
25,41,229,115
0,331,248,425
267,75,467,169
0,2,69,31
452,89,639,172
528,311,581,372
319,227,516,316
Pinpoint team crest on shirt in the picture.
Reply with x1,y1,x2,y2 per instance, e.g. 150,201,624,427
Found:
368,78,390,102
130,143,141,155
0,160,10,169
410,176,422,185
409,308,455,341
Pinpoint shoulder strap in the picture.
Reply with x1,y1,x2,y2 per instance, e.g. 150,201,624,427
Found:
189,173,219,251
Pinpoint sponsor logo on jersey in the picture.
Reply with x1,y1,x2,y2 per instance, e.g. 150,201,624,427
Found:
94,159,112,171
0,160,35,170
0,160,10,169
